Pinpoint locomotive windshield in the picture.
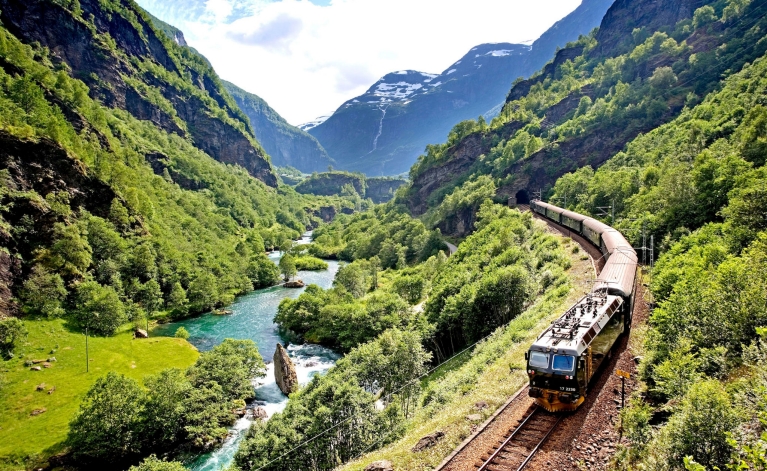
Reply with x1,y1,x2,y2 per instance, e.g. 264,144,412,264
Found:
529,351,549,368
552,355,575,372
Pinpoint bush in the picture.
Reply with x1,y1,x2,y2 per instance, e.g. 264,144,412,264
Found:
664,380,738,470
129,456,186,471
293,255,328,271
72,281,127,336
174,327,190,339
186,339,265,401
0,318,27,358
67,372,145,467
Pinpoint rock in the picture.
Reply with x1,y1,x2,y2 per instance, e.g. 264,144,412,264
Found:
31,359,46,364
284,279,305,288
30,366,41,371
134,329,148,338
47,357,56,362
30,408,46,416
273,343,298,395
253,407,268,420
305,361,317,367
633,356,643,364
48,386,56,395
466,414,482,421
411,431,444,452
364,460,393,471
35,383,46,391
233,408,247,417
42,362,51,368
474,401,488,410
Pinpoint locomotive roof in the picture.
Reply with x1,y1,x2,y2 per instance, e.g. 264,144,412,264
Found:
529,289,623,357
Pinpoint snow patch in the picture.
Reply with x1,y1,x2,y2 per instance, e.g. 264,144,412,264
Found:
484,50,514,57
429,81,442,87
298,115,330,131
395,70,408,74
373,81,423,100
446,69,457,75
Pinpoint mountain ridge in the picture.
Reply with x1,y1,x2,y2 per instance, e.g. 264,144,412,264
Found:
308,0,616,176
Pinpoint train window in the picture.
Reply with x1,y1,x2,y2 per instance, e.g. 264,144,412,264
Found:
529,351,549,368
552,355,575,372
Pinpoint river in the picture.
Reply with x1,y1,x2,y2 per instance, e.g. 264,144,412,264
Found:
152,233,340,471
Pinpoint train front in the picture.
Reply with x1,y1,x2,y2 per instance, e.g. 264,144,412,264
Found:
526,344,585,412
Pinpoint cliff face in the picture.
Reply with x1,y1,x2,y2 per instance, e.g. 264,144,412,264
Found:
224,81,334,173
405,0,766,236
0,132,122,312
307,0,614,177
366,178,407,204
295,172,366,197
0,0,276,187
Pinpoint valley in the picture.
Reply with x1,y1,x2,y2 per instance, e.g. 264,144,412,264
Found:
2,0,767,470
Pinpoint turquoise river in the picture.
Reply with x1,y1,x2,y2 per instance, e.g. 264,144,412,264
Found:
153,233,340,471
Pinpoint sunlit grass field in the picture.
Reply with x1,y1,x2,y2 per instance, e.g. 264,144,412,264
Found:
0,319,198,468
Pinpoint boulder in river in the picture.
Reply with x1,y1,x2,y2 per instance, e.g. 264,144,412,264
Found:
253,407,268,420
273,343,298,395
284,279,305,288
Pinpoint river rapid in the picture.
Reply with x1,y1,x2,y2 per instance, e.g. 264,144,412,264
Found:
152,233,340,471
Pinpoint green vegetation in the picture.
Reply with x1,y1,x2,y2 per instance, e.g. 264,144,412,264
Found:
67,339,263,468
0,319,198,466
292,255,329,271
250,204,572,470
402,0,767,227
527,15,767,470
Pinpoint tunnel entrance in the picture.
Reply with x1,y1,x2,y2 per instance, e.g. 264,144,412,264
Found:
515,189,530,205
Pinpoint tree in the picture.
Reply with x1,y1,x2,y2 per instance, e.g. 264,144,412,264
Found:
649,66,678,91
167,282,188,313
138,279,163,314
0,318,27,358
188,272,218,312
47,222,92,277
334,262,369,298
19,264,66,317
369,256,380,290
72,281,126,336
174,327,190,339
665,380,738,470
248,254,280,288
278,253,297,282
129,456,186,471
187,339,265,401
141,369,191,451
393,274,426,304
182,381,232,448
67,372,145,467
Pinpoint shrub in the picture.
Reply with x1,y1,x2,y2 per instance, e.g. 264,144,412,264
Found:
0,318,27,358
129,456,186,471
174,327,190,339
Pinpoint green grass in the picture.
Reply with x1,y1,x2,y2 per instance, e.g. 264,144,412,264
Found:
0,319,198,467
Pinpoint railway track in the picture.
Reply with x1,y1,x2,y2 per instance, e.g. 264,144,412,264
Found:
475,405,561,471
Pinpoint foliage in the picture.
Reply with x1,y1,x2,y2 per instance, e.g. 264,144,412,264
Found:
174,327,189,340
128,456,186,471
71,281,126,336
186,339,265,402
292,255,328,271
278,253,297,282
0,318,26,358
67,372,146,467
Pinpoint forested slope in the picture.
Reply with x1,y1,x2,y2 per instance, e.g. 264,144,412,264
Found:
402,0,767,237
0,1,356,466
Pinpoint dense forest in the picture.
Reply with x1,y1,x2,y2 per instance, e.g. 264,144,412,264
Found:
3,0,767,469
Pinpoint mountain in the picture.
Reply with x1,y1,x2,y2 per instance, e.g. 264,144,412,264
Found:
224,81,335,173
401,0,767,238
308,0,615,176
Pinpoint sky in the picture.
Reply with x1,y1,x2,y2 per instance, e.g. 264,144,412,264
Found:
135,0,582,126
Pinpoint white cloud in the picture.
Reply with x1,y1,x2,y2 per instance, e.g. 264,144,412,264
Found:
138,0,582,125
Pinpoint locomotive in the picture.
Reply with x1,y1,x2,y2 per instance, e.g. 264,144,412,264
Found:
525,200,638,412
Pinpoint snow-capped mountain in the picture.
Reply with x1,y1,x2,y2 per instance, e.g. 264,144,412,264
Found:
308,0,614,176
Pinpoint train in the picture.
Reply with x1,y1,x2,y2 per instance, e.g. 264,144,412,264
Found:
525,200,638,412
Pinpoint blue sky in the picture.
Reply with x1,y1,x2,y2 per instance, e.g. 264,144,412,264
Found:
136,0,582,125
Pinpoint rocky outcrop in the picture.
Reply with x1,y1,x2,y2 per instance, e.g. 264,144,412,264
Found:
273,343,298,395
366,178,407,203
364,460,393,471
0,0,277,187
284,280,305,288
593,0,706,57
411,431,444,452
224,81,334,173
145,152,208,191
0,132,120,313
295,172,366,197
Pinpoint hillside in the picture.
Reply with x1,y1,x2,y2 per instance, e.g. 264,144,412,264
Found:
224,81,335,173
0,1,359,466
294,171,407,203
403,0,767,237
307,0,615,176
